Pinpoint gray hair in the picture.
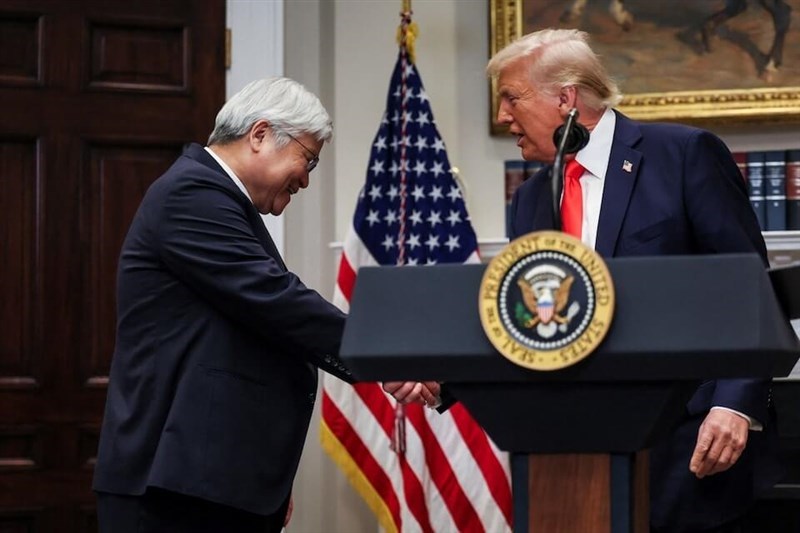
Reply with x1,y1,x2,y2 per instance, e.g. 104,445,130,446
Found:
207,77,333,147
486,28,622,110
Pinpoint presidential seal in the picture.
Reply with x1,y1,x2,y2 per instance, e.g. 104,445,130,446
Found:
478,231,614,371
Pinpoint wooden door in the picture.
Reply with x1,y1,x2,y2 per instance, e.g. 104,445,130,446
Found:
0,1,225,530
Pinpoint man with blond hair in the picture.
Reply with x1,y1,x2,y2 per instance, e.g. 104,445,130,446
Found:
489,29,780,533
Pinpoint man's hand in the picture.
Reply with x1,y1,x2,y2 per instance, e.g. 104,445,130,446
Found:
382,381,441,407
284,495,293,527
689,409,749,478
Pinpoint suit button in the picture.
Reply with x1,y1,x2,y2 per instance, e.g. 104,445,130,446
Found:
308,393,316,404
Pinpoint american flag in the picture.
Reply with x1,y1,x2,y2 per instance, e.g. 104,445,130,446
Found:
320,33,512,533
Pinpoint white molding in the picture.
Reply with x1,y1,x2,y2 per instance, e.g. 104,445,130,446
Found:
764,231,800,251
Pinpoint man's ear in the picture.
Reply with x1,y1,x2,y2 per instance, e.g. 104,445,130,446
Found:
557,85,578,114
249,120,271,151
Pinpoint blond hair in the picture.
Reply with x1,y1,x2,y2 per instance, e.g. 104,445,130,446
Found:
486,28,622,110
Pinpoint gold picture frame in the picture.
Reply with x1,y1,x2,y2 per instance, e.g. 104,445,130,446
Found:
489,0,800,135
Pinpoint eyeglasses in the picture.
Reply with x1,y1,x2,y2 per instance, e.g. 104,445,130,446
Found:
286,132,319,172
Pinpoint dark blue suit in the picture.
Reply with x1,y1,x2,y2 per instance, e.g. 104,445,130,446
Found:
508,112,781,532
93,144,353,518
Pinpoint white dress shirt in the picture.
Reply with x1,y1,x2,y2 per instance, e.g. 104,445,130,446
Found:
205,146,254,204
570,107,614,251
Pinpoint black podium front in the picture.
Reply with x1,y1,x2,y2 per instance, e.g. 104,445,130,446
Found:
339,254,800,532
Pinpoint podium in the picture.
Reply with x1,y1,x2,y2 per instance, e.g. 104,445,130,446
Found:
339,254,800,533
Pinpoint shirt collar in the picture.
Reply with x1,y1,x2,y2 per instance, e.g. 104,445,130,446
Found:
204,146,254,204
574,107,616,181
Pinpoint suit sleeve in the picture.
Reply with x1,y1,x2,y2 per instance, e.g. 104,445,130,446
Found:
153,174,354,383
682,130,770,423
682,130,767,262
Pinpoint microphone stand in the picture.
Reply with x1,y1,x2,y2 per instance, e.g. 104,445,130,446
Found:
551,108,581,231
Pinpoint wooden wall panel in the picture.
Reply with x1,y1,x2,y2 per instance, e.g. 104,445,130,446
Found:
0,13,41,86
76,505,97,533
0,508,41,532
0,140,39,389
88,20,187,92
75,425,98,469
0,427,42,471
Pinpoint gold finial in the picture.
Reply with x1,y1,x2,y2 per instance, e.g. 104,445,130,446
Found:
397,0,418,63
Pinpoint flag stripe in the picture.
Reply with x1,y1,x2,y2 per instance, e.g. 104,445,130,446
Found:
405,408,485,532
321,393,403,531
423,407,508,531
450,404,514,524
351,383,435,532
336,254,357,301
399,453,436,533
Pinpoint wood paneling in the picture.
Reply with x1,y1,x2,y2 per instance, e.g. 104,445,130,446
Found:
0,508,41,533
0,427,42,471
75,425,99,469
0,140,39,389
88,21,187,92
0,1,225,530
527,453,650,533
0,14,41,85
529,454,611,533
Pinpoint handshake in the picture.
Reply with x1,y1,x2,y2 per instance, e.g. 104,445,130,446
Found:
382,381,443,409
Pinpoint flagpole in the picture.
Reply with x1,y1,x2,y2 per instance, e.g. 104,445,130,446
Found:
389,0,414,456
395,6,415,268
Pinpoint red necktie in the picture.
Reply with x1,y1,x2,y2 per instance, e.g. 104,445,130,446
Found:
561,159,585,239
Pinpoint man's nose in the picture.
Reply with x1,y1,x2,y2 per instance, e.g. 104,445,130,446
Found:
496,102,513,124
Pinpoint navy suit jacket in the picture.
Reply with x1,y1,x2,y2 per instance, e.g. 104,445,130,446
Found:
509,112,781,531
93,143,353,515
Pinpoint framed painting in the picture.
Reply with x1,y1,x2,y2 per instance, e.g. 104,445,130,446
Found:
489,0,800,134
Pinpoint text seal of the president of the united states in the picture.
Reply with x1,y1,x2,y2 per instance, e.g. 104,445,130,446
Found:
478,231,615,371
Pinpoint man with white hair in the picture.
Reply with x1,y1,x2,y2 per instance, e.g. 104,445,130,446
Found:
489,29,781,533
93,77,440,533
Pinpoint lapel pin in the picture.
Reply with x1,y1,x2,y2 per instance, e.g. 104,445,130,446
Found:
622,160,633,173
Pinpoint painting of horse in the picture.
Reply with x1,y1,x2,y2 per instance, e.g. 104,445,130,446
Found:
520,0,800,93
560,0,635,30
699,0,791,76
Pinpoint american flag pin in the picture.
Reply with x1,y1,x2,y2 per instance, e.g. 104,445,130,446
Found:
622,160,633,173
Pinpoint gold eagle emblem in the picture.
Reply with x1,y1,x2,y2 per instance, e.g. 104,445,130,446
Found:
517,275,574,328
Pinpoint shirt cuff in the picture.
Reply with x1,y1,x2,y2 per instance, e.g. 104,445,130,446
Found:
710,406,763,431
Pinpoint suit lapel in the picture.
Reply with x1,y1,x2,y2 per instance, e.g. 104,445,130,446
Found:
532,171,558,232
595,113,642,257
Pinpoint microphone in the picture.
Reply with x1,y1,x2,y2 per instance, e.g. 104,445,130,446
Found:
551,108,590,230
